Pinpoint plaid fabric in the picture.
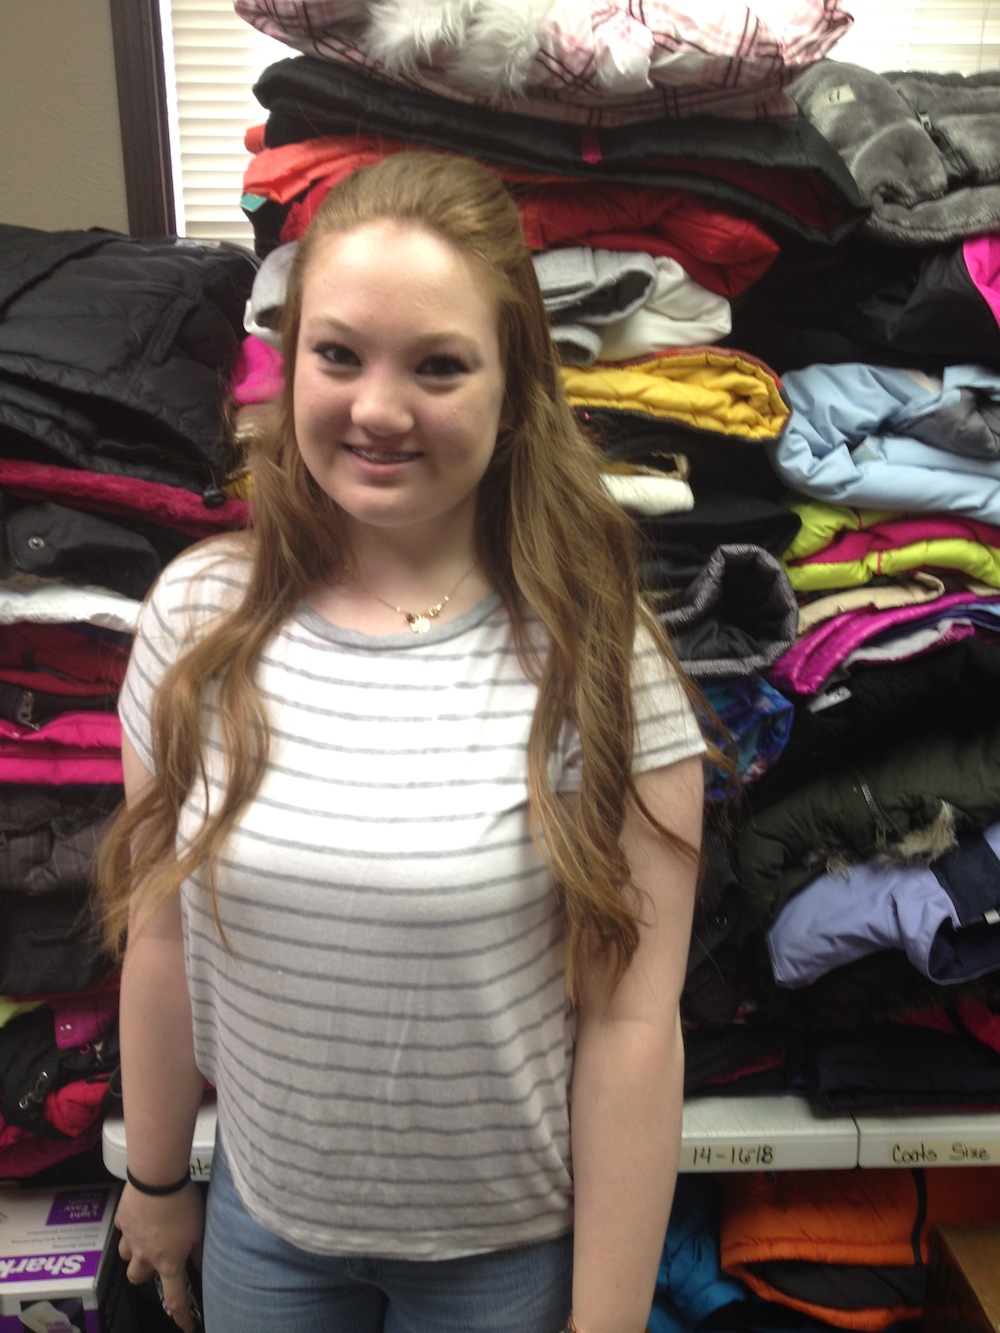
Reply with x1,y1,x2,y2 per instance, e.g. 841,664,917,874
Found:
235,0,853,122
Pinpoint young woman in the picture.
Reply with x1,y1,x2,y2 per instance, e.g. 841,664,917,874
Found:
99,151,707,1333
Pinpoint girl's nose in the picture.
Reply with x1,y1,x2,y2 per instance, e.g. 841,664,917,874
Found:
350,371,413,436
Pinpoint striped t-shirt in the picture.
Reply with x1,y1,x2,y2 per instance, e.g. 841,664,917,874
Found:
119,541,706,1259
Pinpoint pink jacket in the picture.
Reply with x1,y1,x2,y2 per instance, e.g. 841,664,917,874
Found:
0,712,122,784
0,457,249,539
769,588,1000,695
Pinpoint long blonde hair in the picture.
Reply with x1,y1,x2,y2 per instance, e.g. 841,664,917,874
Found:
98,151,703,993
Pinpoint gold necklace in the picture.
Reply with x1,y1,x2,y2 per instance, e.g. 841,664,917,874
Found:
357,564,476,634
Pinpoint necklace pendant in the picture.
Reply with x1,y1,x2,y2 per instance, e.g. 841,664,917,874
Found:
362,571,472,635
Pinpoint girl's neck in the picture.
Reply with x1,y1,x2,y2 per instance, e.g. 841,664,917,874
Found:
310,531,489,636
342,519,479,601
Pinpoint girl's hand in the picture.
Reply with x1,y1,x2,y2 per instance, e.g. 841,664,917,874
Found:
116,1180,205,1332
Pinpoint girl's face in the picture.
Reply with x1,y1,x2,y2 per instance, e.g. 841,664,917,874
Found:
293,221,507,550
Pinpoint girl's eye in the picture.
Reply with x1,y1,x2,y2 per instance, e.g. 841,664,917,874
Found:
418,354,467,378
316,343,359,367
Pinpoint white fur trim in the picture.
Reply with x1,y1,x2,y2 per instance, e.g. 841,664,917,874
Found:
365,0,558,92
449,0,556,94
366,0,480,73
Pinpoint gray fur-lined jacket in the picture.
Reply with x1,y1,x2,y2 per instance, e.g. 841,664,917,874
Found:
790,59,1000,244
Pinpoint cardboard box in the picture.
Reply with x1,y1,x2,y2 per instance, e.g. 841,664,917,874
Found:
922,1222,1000,1333
0,1183,128,1333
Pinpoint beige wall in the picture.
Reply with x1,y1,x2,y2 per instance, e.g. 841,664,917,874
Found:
0,0,129,232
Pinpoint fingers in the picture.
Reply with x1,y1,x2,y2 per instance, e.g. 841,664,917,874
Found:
163,1295,198,1333
156,1269,202,1332
162,1299,197,1332
120,1245,200,1331
120,1248,154,1288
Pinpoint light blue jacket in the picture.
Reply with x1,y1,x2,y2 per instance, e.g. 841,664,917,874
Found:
767,363,1000,522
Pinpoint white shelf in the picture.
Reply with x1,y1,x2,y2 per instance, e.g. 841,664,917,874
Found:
102,1097,1000,1181
679,1094,858,1172
854,1110,1000,1170
102,1101,217,1182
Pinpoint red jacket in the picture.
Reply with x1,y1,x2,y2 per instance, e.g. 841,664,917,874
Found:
243,131,780,297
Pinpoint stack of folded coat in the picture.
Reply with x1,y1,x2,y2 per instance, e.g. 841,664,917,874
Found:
0,224,255,1174
681,62,1000,1129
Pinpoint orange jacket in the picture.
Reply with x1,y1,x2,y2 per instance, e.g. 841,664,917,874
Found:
720,1165,1000,1329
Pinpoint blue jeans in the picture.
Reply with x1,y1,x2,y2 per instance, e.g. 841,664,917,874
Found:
202,1138,573,1333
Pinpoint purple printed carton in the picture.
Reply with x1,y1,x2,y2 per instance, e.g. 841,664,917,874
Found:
0,1185,126,1333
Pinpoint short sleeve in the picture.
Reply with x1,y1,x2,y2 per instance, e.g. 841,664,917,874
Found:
118,539,245,772
556,623,706,792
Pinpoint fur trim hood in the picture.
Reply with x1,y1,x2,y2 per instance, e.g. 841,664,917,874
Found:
236,0,853,122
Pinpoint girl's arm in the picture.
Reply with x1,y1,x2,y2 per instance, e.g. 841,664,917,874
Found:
568,754,703,1333
114,733,206,1333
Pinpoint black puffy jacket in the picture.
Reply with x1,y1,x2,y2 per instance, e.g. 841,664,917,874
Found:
0,225,257,501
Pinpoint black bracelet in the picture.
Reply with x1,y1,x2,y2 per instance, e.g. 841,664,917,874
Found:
125,1167,192,1196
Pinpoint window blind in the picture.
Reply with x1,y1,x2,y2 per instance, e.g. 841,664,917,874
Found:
161,0,1000,245
161,0,285,242
833,0,998,71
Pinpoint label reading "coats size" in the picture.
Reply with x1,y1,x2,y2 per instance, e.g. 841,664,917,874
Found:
890,1139,998,1165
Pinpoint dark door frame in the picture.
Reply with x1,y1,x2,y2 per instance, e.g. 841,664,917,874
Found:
109,0,176,236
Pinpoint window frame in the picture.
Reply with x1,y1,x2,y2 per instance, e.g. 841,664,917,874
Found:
110,0,176,236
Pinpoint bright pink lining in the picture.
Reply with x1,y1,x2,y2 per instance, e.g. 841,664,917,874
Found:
964,233,1000,327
